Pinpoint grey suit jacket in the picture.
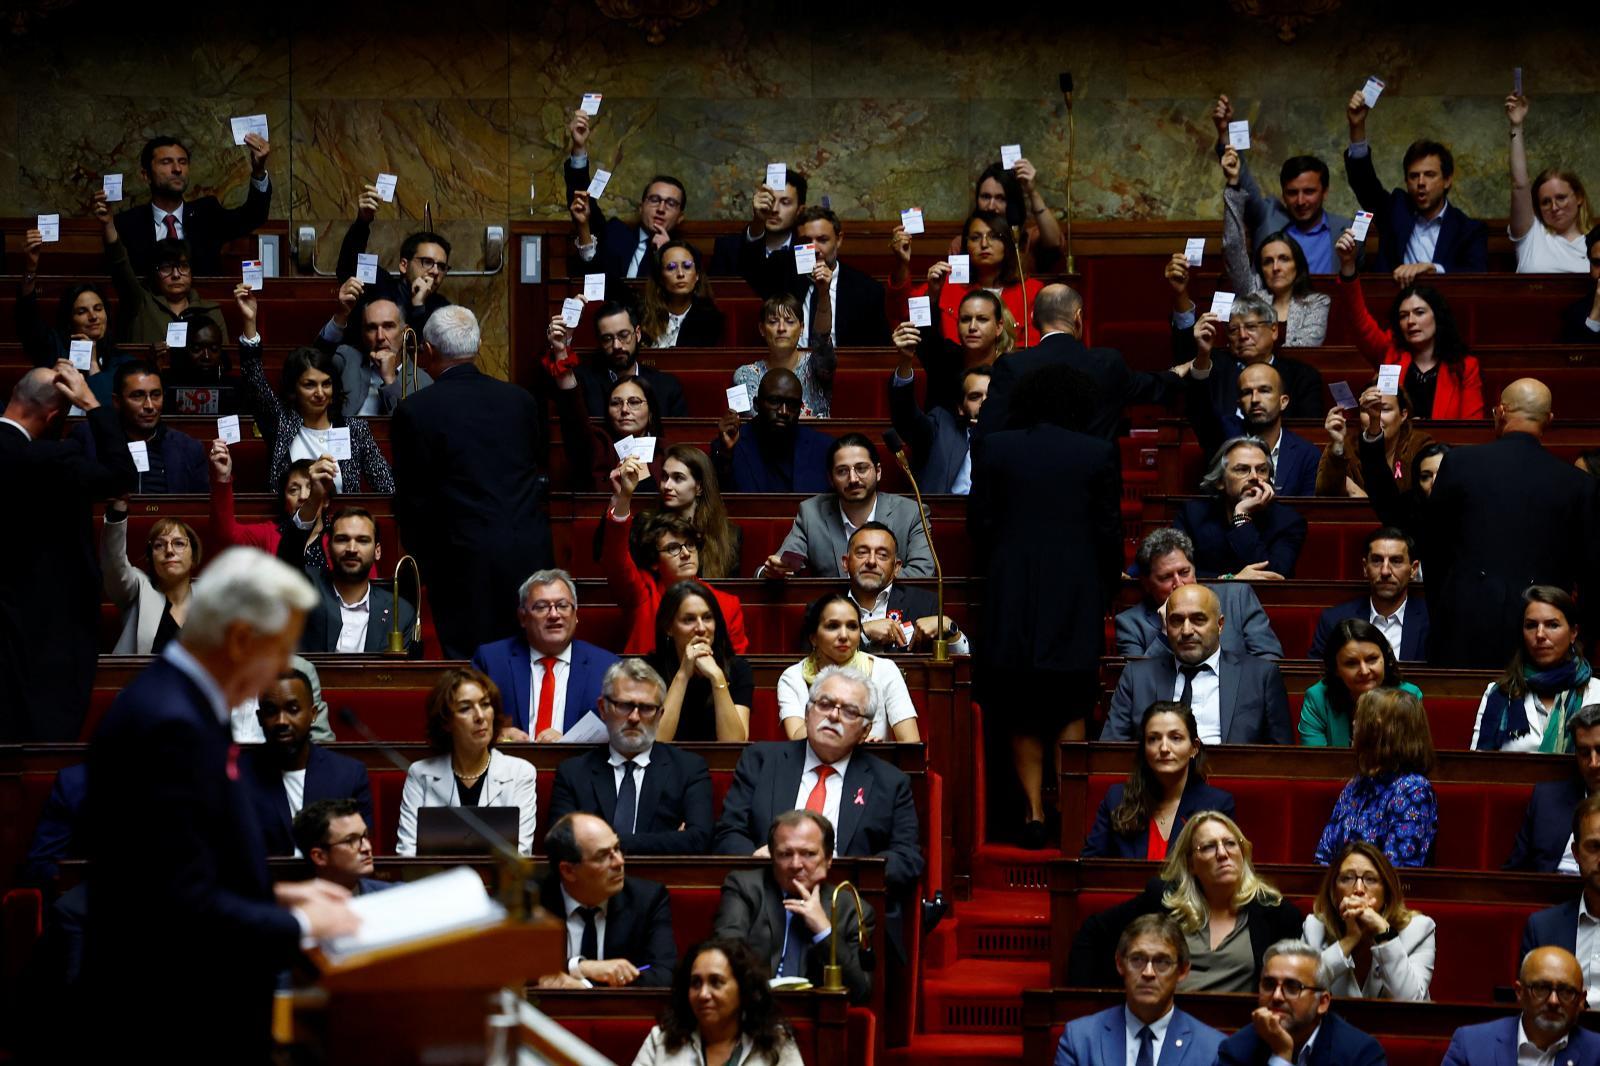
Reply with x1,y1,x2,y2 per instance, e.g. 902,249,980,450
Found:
713,867,872,1004
1102,649,1292,744
1114,582,1283,659
775,492,933,578
333,344,433,421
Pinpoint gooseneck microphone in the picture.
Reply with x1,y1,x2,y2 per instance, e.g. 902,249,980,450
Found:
882,429,948,662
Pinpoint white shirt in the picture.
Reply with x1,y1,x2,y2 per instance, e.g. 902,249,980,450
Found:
1517,1019,1571,1066
1171,646,1224,743
653,309,687,349
839,497,879,547
1511,222,1588,274
607,747,653,834
795,746,852,847
951,427,973,495
1404,199,1449,271
289,426,345,494
1369,597,1407,659
0,416,32,442
528,643,573,733
1578,895,1600,1002
561,885,609,981
1122,1005,1173,1066
804,263,840,348
1267,1022,1320,1066
335,584,371,654
847,584,971,656
282,768,307,819
776,657,919,741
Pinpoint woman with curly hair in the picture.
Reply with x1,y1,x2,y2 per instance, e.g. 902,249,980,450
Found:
632,937,802,1066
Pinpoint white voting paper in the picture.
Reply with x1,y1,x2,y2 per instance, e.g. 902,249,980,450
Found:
1000,144,1023,170
583,274,606,301
128,441,150,473
560,711,609,744
375,173,398,202
1184,238,1205,267
217,415,241,445
793,243,818,274
586,168,612,199
766,163,788,192
560,297,585,329
580,93,603,116
948,255,971,284
322,866,505,963
36,214,60,243
908,296,934,328
1362,77,1386,108
326,426,352,461
102,174,124,203
1228,120,1251,151
355,253,380,284
1329,381,1359,410
1377,365,1403,396
1209,291,1236,320
241,260,265,291
165,321,189,348
900,208,925,236
1351,211,1374,242
68,339,93,371
726,385,753,414
230,114,269,146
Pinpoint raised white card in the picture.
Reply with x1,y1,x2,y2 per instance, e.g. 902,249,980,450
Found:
102,174,123,203
1209,291,1236,320
1228,120,1251,151
1184,238,1205,267
908,296,933,328
726,385,753,414
128,441,149,473
217,415,241,444
36,214,60,243
584,273,606,301
165,321,188,348
1350,210,1374,242
241,260,264,291
948,254,971,284
559,710,608,744
766,163,788,192
1000,144,1023,170
355,253,379,284
1377,365,1403,396
1329,381,1359,410
68,339,93,370
230,114,269,146
326,426,352,461
580,93,603,116
793,243,817,274
1362,76,1386,108
586,168,611,199
613,437,637,462
630,435,656,465
900,208,925,236
560,297,585,329
375,173,397,202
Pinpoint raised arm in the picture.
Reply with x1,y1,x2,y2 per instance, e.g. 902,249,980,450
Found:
1506,93,1535,240
1014,158,1062,252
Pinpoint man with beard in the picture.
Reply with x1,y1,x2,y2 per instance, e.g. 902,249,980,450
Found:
564,301,687,419
563,111,688,282
1442,947,1600,1064
762,433,933,580
70,360,209,494
1309,528,1429,661
1182,293,1325,442
889,320,989,495
317,182,455,347
547,659,713,854
1187,355,1318,496
292,798,391,896
322,297,434,418
712,368,832,494
239,668,372,856
1101,583,1292,745
1216,939,1385,1065
709,166,805,274
843,523,968,656
114,134,272,277
275,502,418,656
1176,438,1307,580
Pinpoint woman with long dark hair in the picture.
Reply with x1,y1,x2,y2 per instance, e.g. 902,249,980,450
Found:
1299,619,1424,747
1473,585,1600,753
942,159,1063,273
775,594,920,742
890,210,1045,349
644,581,752,743
1317,378,1435,497
631,938,801,1066
640,239,724,348
15,227,129,404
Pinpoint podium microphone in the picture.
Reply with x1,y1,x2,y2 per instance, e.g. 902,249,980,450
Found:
882,429,948,662
1059,71,1076,277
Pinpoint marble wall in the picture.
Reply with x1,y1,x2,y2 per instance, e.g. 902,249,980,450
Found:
2,4,1596,373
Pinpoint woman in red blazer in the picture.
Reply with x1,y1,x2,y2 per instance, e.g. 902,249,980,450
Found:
1335,229,1485,420
888,210,1044,350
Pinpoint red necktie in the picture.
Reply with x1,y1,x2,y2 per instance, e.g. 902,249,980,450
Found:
163,214,179,240
534,656,558,734
805,766,833,813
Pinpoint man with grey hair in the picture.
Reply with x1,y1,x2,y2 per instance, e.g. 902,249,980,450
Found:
393,306,573,656
715,665,922,958
1176,438,1306,579
1116,527,1282,659
82,546,361,1061
1216,938,1384,1065
547,658,713,854
471,568,618,741
1178,290,1326,430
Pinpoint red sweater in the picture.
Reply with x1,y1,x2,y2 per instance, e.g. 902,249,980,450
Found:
603,508,749,655
1337,274,1485,420
887,275,1045,349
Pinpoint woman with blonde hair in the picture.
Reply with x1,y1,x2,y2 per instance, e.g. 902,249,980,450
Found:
1303,840,1436,1000
1506,93,1592,273
1066,810,1303,992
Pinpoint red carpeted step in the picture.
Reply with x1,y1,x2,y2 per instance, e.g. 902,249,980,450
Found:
886,1033,1024,1065
967,843,1060,892
951,889,1050,960
920,958,1049,1033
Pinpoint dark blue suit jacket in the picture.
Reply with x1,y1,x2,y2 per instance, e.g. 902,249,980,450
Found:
1217,1010,1386,1066
1521,897,1580,957
714,424,833,494
1054,1004,1224,1066
1443,1014,1600,1065
1308,595,1430,661
1175,497,1307,579
537,875,676,986
546,742,713,854
1344,147,1489,274
237,744,374,857
1082,776,1237,858
22,763,87,883
1506,775,1588,872
70,420,208,494
470,637,618,735
888,375,970,494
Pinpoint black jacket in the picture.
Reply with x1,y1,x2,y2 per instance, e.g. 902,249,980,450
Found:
1344,147,1488,273
537,875,677,986
546,742,714,854
737,239,891,348
977,332,1181,445
237,744,374,856
114,182,272,277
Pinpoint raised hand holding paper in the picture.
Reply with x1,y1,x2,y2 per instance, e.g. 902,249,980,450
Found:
580,93,603,116
766,163,787,192
793,243,817,274
1362,77,1386,108
165,321,189,348
1350,211,1374,242
561,297,585,329
1227,121,1251,151
241,260,264,291
726,385,752,414
102,174,124,203
1000,144,1023,170
1209,291,1236,320
908,296,933,328
326,427,352,462
230,114,269,146
1329,381,1358,410
36,214,60,243
586,169,611,199
375,174,398,203
584,273,606,301
356,253,380,284
948,254,971,284
1377,365,1403,396
900,208,925,236
217,415,241,445
1184,238,1205,267
128,441,150,473
69,339,93,371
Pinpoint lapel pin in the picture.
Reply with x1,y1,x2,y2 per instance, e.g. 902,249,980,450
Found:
1174,1039,1183,1047
853,787,866,805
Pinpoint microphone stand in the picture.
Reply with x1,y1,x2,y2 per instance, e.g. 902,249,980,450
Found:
885,434,948,662
1063,79,1076,276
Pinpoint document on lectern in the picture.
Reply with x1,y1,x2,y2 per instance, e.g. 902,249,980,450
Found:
320,865,506,963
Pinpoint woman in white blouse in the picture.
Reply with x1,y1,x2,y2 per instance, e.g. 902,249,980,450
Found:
396,667,536,856
776,594,919,742
1303,840,1435,1000
1472,586,1600,754
1506,93,1591,273
100,500,200,654
1219,146,1331,346
631,938,803,1066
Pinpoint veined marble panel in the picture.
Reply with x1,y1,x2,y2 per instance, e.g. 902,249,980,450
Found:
510,97,665,222
289,2,512,100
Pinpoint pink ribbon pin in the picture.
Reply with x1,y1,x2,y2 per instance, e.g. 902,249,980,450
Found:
853,787,866,806
226,743,240,782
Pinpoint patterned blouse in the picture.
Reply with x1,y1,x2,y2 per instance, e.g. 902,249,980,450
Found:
1313,772,1437,868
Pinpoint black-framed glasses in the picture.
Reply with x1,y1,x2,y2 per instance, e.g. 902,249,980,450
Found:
605,696,662,719
327,831,371,849
642,194,683,210
156,263,191,276
657,541,697,558
1524,981,1584,1005
1335,872,1382,889
1259,977,1322,997
810,695,867,723
412,255,449,274
525,599,574,616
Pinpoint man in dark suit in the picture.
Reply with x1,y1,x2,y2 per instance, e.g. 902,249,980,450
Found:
115,134,272,277
82,546,358,1062
709,167,804,274
1522,792,1600,960
1187,353,1318,497
276,505,417,655
1344,93,1488,279
471,568,617,741
1559,228,1600,343
0,365,132,742
562,112,686,283
711,368,833,494
547,659,713,853
1508,706,1600,872
239,667,372,856
976,283,1182,445
739,205,890,348
317,186,454,348
1308,527,1429,660
292,798,392,896
1424,378,1600,668
1115,527,1282,659
1104,584,1292,745
844,523,968,656
889,326,989,495
1179,294,1326,453
714,810,872,1004
1442,947,1600,1065
70,360,208,494
1176,438,1307,579
1217,939,1386,1065
393,307,560,658
535,812,676,988
567,301,688,418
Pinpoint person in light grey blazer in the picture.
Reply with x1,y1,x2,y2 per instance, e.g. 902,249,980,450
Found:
1115,528,1283,660
331,297,433,420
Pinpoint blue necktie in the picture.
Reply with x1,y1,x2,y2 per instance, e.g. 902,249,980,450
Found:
1134,1025,1154,1066
779,910,808,978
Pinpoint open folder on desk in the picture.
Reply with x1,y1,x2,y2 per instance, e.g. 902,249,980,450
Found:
320,866,505,963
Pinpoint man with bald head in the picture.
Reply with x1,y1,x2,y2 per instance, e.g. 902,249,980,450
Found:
1441,946,1600,1064
1101,583,1292,744
1187,357,1319,496
712,366,832,493
976,283,1185,445
1424,377,1600,667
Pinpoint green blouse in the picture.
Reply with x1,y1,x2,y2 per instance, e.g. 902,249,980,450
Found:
1298,680,1426,747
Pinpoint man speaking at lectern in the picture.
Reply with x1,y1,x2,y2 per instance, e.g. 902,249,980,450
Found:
82,547,361,1063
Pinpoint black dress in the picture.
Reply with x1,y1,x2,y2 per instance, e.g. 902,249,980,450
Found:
651,654,755,741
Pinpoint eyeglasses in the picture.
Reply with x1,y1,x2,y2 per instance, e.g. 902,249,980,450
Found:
156,263,191,276
1336,872,1382,889
412,256,449,274
1227,320,1272,335
525,600,574,616
327,831,371,850
1259,977,1322,997
657,541,697,558
599,329,637,346
605,696,662,719
150,537,190,553
1124,952,1178,975
643,194,683,210
834,462,874,478
1194,837,1242,858
609,396,648,409
810,695,867,723
1524,981,1584,1005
